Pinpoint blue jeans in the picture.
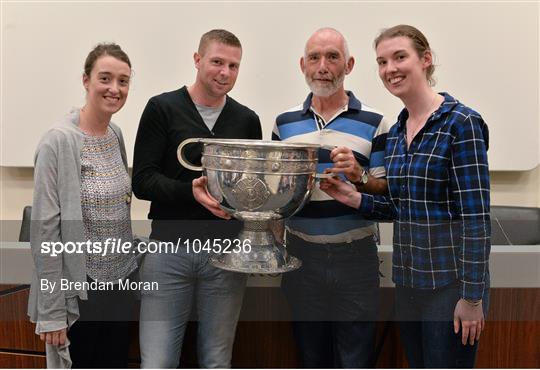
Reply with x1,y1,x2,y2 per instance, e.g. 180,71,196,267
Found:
395,280,490,368
282,234,380,368
138,245,246,368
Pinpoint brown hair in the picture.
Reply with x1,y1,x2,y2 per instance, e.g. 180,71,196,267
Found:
374,25,436,86
198,29,242,55
84,43,131,76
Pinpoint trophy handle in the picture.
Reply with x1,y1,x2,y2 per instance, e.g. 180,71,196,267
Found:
177,138,203,171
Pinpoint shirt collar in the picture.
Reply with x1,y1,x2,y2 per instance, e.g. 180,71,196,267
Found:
396,92,459,130
301,90,362,115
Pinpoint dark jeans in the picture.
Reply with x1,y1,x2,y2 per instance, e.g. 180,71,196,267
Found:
395,280,490,368
68,275,137,368
282,234,380,368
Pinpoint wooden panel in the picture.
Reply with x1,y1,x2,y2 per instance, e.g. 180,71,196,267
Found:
476,321,540,368
477,288,540,368
487,288,540,321
0,285,43,352
1,284,539,368
233,322,299,368
0,352,45,368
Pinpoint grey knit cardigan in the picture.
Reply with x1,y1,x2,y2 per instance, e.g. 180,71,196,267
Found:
27,108,128,367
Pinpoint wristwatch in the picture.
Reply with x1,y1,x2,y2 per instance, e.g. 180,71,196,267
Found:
359,169,369,185
353,169,369,189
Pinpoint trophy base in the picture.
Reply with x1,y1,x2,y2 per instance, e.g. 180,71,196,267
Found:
208,221,302,274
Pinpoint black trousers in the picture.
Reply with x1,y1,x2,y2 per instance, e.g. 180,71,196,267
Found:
282,235,380,368
68,276,137,368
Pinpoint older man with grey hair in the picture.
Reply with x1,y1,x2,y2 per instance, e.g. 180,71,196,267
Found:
272,28,389,368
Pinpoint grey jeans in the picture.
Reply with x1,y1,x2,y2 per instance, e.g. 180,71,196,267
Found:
138,246,246,368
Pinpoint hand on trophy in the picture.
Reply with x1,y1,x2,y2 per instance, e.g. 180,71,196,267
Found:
192,176,231,219
328,146,363,183
327,146,389,196
320,174,362,210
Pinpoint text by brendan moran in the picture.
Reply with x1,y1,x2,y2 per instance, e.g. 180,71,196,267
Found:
40,278,158,293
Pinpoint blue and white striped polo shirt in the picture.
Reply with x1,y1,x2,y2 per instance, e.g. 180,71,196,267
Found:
272,91,389,243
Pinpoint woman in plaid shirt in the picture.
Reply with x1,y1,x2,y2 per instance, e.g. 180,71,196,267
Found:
321,25,490,368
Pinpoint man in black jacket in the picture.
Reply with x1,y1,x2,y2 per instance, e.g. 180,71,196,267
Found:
132,29,262,368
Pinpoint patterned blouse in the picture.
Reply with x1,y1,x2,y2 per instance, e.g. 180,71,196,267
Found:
80,126,137,282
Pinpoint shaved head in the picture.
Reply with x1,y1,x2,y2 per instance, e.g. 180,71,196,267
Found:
305,27,350,60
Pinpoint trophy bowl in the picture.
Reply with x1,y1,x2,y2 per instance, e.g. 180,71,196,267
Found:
177,138,324,274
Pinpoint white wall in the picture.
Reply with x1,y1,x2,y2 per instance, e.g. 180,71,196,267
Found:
1,2,539,242
2,1,539,169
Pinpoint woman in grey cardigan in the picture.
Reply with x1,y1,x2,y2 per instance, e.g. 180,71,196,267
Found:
27,43,138,368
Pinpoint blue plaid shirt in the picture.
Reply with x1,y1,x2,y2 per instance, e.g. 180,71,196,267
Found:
359,93,490,301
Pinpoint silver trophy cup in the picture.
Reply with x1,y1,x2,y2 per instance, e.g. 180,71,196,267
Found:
177,138,326,274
